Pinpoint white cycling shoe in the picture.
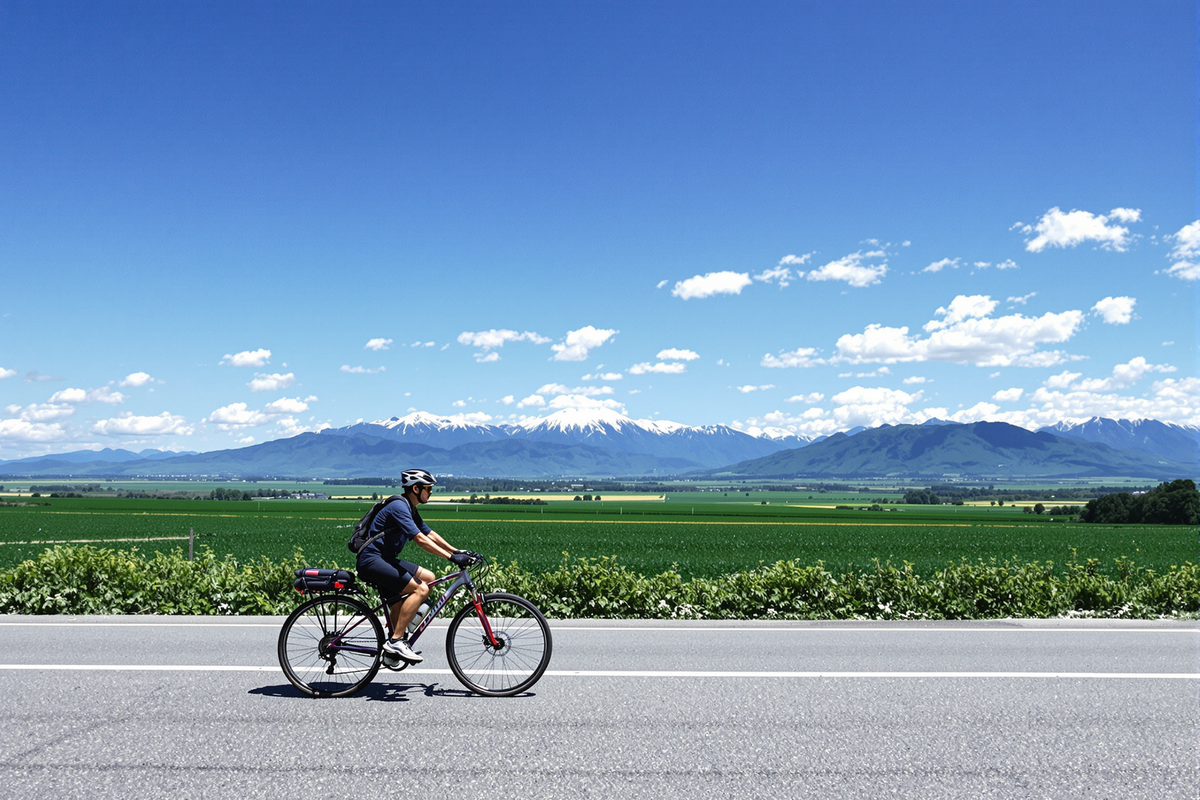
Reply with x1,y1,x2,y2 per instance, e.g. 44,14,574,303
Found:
382,637,423,664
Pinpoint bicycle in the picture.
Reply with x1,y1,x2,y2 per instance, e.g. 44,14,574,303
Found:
277,558,552,698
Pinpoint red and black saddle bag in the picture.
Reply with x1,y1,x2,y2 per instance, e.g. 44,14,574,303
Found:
293,568,356,594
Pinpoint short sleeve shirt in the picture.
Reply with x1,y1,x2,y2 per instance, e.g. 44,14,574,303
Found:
361,497,431,563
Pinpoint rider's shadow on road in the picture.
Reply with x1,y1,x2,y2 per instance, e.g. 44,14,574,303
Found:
248,682,514,701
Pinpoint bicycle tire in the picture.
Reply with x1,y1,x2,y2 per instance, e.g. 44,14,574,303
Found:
278,594,383,698
445,592,552,697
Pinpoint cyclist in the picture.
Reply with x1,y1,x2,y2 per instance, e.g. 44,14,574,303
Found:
355,468,477,664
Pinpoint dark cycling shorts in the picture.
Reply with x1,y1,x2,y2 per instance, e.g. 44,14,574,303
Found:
356,552,423,602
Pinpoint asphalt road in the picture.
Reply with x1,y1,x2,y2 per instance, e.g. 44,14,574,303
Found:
1,617,1197,799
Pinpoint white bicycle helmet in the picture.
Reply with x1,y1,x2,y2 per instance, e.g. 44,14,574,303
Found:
400,468,438,488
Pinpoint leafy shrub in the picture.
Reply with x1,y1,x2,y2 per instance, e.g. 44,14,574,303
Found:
0,545,1196,619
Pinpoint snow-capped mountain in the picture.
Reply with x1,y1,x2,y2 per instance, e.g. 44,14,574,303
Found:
322,408,813,469
1037,417,1199,466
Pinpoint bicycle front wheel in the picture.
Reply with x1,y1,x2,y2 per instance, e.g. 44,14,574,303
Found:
278,594,383,698
446,592,552,697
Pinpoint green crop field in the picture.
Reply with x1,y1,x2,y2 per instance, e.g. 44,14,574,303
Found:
1,493,1194,578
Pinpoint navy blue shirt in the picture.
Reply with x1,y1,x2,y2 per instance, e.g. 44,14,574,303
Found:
361,497,432,563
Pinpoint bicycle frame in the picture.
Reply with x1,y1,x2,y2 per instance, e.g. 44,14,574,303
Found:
325,566,499,659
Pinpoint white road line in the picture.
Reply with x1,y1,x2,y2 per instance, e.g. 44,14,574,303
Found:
0,622,1195,633
0,664,1198,679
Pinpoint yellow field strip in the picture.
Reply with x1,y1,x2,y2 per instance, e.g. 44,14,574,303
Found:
0,536,190,546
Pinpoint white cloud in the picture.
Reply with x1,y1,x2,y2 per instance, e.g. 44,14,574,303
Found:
656,348,700,361
452,400,467,408
1007,292,1037,306
671,271,752,300
93,412,194,436
902,376,928,385
221,348,272,367
365,338,393,351
5,402,74,422
547,394,626,412
761,347,824,369
629,362,687,375
806,251,888,288
457,329,550,352
536,383,614,397
1044,371,1082,389
264,397,310,415
1164,220,1200,281
1091,296,1136,325
582,372,623,381
923,258,961,273
248,372,296,392
656,279,669,289
475,352,500,363
499,395,515,405
0,368,16,380
518,394,546,408
340,365,385,374
0,419,70,442
118,372,155,387
753,266,795,288
835,296,1084,367
1019,207,1140,253
737,384,775,393
993,388,1024,403
786,392,825,404
552,326,618,361
49,387,125,405
778,253,813,266
207,403,271,430
1075,357,1176,392
993,259,1018,270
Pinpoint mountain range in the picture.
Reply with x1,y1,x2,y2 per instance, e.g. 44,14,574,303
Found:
0,411,1194,480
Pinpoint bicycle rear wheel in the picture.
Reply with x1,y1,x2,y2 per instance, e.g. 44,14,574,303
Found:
278,594,383,697
446,592,552,697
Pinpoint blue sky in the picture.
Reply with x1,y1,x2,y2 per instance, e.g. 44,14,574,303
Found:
1,1,1196,458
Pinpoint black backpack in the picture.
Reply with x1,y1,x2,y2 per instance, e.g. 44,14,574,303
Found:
347,494,403,554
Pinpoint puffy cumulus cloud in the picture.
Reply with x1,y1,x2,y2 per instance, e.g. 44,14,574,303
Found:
992,388,1024,403
340,365,385,374
736,385,940,438
272,418,331,438
628,361,686,375
552,326,618,362
264,397,311,415
1091,296,1136,325
92,412,194,436
761,347,825,369
806,251,887,288
835,296,1084,367
1164,220,1200,281
0,418,70,442
547,394,626,412
475,352,500,363
582,372,623,381
786,392,825,404
671,271,752,300
1073,357,1176,392
923,257,961,273
1044,371,1082,389
1018,207,1140,253
221,348,271,367
49,386,126,405
657,348,700,361
248,372,296,392
0,367,16,380
118,372,156,388
517,394,546,408
457,329,550,355
4,402,74,422
778,253,813,266
902,376,928,385
1007,292,1037,306
208,403,271,430
365,338,393,351
736,384,775,393
498,395,515,405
